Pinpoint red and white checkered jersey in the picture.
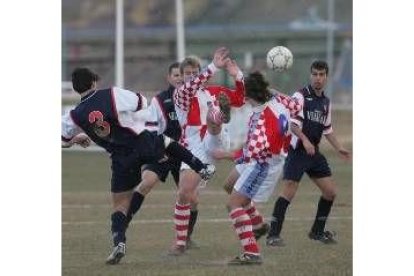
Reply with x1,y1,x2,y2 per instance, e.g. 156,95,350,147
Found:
174,62,245,148
61,87,151,146
241,99,291,164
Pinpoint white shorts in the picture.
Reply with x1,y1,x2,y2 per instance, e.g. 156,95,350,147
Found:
180,132,224,170
234,156,285,203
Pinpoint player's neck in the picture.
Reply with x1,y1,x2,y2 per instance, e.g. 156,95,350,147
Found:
311,85,324,97
80,88,95,98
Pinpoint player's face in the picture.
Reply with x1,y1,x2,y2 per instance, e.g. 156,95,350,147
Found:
167,67,182,88
182,65,200,83
310,68,327,92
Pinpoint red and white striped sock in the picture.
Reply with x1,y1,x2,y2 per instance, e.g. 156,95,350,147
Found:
174,202,191,247
245,202,264,231
229,207,260,255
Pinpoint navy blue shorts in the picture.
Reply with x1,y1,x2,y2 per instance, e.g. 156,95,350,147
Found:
283,147,332,182
110,131,166,193
142,158,181,185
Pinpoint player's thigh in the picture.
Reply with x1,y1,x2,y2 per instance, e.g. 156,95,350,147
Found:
283,150,308,183
252,159,284,203
178,169,201,193
306,152,332,180
142,161,170,183
136,168,161,195
233,162,269,201
110,154,141,194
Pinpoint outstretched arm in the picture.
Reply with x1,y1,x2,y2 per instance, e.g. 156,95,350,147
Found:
174,47,230,111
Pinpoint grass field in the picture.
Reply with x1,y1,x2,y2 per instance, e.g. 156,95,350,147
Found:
62,111,352,276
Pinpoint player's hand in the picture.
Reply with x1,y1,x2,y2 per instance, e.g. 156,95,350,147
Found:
211,149,231,160
225,59,240,78
213,47,230,69
303,140,315,156
71,134,91,148
338,148,351,161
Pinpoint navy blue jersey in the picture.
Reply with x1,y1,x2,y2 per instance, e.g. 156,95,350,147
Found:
296,85,331,147
154,85,182,141
69,88,143,153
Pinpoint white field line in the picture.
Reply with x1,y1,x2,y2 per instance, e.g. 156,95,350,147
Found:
62,216,352,226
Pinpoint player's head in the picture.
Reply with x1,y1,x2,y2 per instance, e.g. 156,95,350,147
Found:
245,71,272,104
180,56,201,83
71,68,100,94
310,60,329,92
167,62,182,88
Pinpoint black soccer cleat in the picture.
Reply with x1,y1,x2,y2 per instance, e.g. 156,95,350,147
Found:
266,235,286,247
253,223,270,241
105,242,126,265
308,230,337,244
228,253,263,265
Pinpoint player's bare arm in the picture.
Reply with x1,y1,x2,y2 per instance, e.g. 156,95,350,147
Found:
324,132,351,160
291,122,315,155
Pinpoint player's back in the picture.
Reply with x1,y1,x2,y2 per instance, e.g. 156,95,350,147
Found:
70,88,144,153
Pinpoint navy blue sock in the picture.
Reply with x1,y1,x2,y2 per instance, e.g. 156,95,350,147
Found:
269,197,290,237
311,196,334,234
111,211,128,246
165,141,204,172
126,191,145,226
188,209,198,239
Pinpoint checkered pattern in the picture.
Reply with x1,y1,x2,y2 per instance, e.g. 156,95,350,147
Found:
174,67,213,111
275,93,302,116
242,112,272,164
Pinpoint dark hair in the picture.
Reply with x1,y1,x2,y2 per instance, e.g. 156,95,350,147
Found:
168,62,180,75
179,56,201,74
310,60,329,75
71,67,100,93
245,71,272,104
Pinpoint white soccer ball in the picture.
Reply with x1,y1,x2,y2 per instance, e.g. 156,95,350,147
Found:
266,46,293,72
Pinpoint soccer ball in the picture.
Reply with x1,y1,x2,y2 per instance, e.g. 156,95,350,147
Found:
266,46,293,72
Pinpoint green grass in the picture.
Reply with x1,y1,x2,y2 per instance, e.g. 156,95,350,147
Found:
62,147,352,275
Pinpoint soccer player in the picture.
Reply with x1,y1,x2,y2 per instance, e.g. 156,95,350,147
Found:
224,72,291,265
137,62,201,248
212,89,302,243
266,60,351,247
168,47,246,255
61,68,215,264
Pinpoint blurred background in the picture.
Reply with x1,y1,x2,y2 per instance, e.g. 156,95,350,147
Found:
62,0,352,108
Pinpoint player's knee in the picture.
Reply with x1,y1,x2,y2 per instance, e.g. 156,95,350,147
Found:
137,179,155,196
322,187,337,201
111,194,131,214
281,180,299,200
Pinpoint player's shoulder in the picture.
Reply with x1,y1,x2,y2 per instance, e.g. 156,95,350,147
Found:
155,86,175,103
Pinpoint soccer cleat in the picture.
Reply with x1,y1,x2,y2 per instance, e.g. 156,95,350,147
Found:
266,235,286,247
186,238,201,250
167,244,186,256
253,223,270,241
198,164,216,181
308,230,337,244
228,253,263,265
105,242,126,265
218,93,231,123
